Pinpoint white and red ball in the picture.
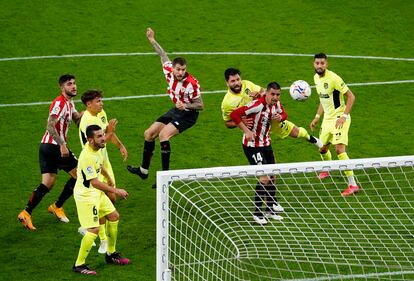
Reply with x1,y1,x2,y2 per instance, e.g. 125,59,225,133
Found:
289,80,311,101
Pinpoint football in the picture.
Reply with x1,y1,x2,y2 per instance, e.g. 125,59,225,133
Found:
289,80,311,101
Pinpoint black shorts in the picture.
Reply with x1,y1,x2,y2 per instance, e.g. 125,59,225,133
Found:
156,107,199,133
243,145,276,165
39,143,78,174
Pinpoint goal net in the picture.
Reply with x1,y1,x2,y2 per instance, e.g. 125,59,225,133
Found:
156,156,414,281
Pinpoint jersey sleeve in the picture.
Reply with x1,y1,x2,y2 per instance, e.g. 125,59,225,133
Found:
334,74,349,94
189,77,201,100
221,97,234,121
49,99,65,118
162,61,172,76
79,117,88,146
230,98,262,124
80,156,99,181
278,101,288,121
246,81,262,93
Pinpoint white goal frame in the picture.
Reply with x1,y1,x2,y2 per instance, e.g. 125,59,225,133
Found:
156,155,414,281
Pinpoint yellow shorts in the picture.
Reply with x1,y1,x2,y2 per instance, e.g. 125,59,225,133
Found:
271,120,295,139
320,117,351,146
75,191,116,229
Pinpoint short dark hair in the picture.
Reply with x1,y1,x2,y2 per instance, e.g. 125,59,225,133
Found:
314,53,327,59
267,81,281,91
58,74,75,85
172,57,187,66
86,124,102,139
81,89,103,105
224,68,241,81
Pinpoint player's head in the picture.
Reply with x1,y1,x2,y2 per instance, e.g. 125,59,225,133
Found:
86,124,106,149
172,57,187,81
265,82,281,105
224,68,242,93
81,89,104,114
59,74,77,97
314,53,328,76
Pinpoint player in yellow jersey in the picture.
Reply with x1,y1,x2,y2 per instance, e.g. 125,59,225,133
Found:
221,68,322,148
310,53,359,196
73,125,129,275
78,89,128,254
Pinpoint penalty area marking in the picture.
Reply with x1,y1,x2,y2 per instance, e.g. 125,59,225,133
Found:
0,80,414,108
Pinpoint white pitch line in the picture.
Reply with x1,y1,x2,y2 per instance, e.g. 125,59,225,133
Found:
283,270,414,281
0,51,413,62
1,80,413,108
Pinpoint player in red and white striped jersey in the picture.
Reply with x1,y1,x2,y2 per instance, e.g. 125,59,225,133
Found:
127,28,204,188
230,82,285,225
18,74,83,231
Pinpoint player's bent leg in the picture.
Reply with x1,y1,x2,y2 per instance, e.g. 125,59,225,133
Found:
74,227,99,275
318,146,332,179
159,123,179,171
127,122,164,178
18,173,56,230
97,217,108,254
336,147,360,196
104,210,129,265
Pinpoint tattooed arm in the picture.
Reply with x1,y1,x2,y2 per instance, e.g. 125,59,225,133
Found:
184,96,204,110
146,27,169,64
47,115,69,157
72,111,83,127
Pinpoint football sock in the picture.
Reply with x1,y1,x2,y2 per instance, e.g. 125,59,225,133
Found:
141,140,155,170
338,152,356,183
106,220,119,254
320,150,332,161
75,231,98,266
254,182,266,216
297,127,310,140
265,183,277,212
99,222,107,241
25,183,49,214
160,141,171,171
55,177,76,208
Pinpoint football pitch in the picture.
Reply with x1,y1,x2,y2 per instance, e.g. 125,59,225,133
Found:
1,0,413,280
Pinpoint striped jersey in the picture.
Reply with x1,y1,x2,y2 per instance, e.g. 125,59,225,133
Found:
230,96,285,147
162,61,201,105
41,94,77,145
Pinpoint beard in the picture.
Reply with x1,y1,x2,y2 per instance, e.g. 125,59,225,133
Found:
230,85,241,93
315,68,325,76
66,91,77,97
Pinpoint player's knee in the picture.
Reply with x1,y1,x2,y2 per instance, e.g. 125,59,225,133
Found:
335,146,346,155
144,128,156,141
290,127,299,138
319,147,329,154
107,210,119,221
159,131,172,142
87,227,100,235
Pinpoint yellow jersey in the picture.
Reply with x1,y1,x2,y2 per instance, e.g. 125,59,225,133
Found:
74,143,104,199
221,80,262,121
79,110,108,148
314,69,350,120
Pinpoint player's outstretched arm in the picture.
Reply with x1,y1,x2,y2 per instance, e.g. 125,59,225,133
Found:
146,27,169,64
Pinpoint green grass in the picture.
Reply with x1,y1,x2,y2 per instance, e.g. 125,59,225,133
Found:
1,0,413,280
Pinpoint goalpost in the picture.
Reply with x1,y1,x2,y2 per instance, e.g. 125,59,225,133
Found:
156,156,414,281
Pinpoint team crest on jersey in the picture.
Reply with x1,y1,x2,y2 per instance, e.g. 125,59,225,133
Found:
52,106,60,115
245,88,251,96
86,166,94,175
324,83,329,89
101,116,106,123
